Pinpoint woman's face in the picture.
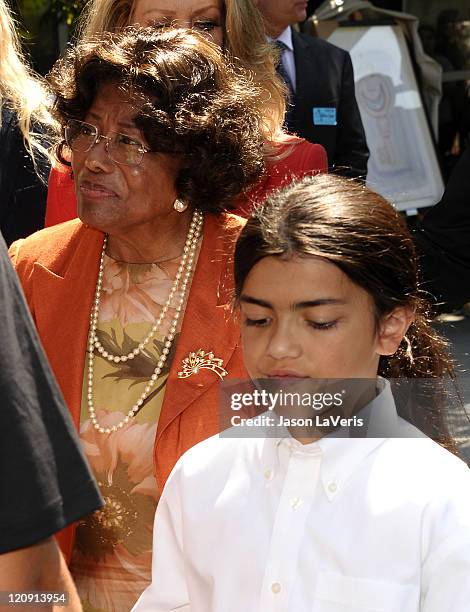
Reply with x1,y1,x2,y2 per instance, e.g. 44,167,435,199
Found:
240,256,409,381
132,0,224,47
72,82,182,237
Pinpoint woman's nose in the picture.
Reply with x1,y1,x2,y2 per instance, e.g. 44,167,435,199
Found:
83,137,113,172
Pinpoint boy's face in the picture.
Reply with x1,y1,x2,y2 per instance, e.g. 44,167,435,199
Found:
239,256,407,381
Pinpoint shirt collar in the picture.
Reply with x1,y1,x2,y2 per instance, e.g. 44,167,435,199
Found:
268,26,294,52
276,378,396,501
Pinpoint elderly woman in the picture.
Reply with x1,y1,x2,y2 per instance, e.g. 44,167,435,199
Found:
44,0,327,225
10,27,264,611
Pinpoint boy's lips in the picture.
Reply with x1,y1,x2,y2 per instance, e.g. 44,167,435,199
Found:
266,370,308,378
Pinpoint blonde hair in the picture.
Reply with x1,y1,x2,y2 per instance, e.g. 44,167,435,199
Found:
0,0,53,164
78,0,286,143
79,0,133,36
224,0,286,143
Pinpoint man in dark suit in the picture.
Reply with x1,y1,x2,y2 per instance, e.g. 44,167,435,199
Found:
258,0,369,178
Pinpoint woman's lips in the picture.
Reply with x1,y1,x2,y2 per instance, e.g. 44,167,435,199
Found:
80,181,118,199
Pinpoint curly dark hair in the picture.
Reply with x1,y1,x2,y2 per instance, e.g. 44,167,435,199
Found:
47,26,265,214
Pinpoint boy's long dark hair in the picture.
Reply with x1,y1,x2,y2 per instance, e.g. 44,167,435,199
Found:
234,175,467,455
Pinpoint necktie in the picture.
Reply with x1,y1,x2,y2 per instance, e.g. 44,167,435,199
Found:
274,40,295,129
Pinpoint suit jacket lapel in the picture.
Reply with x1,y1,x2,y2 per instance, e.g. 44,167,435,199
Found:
32,224,104,429
157,213,244,441
291,28,314,120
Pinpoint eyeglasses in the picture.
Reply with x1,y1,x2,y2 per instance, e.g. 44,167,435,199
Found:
64,119,151,167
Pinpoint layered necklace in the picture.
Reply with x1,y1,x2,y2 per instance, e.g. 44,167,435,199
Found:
87,209,204,434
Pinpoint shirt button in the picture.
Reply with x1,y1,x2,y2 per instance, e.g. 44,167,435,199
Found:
271,582,282,594
328,481,338,493
264,469,274,481
290,496,302,510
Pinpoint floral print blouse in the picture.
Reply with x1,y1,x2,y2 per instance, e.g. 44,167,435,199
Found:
70,252,187,612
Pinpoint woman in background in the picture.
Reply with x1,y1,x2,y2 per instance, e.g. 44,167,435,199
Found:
45,0,327,226
0,0,53,244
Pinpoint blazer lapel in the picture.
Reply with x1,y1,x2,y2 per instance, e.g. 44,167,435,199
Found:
157,213,244,442
32,224,104,429
30,215,242,439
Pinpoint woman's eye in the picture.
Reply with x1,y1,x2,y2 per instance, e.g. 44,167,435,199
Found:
148,19,170,28
244,317,270,327
194,20,218,31
307,320,338,330
117,134,140,146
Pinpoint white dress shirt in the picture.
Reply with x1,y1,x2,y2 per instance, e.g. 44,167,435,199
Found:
271,27,297,93
134,381,470,612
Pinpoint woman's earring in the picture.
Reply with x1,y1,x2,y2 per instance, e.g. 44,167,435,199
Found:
173,198,188,213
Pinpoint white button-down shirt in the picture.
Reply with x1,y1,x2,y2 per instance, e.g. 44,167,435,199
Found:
270,26,297,92
134,382,470,612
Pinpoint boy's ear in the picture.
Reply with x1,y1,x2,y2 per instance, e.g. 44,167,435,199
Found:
377,306,415,356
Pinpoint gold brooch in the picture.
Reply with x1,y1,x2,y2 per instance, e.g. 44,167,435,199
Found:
178,349,228,380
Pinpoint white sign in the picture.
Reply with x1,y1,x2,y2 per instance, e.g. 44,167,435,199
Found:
329,25,444,211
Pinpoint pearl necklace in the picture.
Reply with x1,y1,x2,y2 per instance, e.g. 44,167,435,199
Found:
87,209,204,434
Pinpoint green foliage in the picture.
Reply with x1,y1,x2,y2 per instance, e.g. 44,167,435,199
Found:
19,0,49,14
50,0,87,26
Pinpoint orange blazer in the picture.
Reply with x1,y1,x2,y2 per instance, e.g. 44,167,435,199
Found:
10,212,248,561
